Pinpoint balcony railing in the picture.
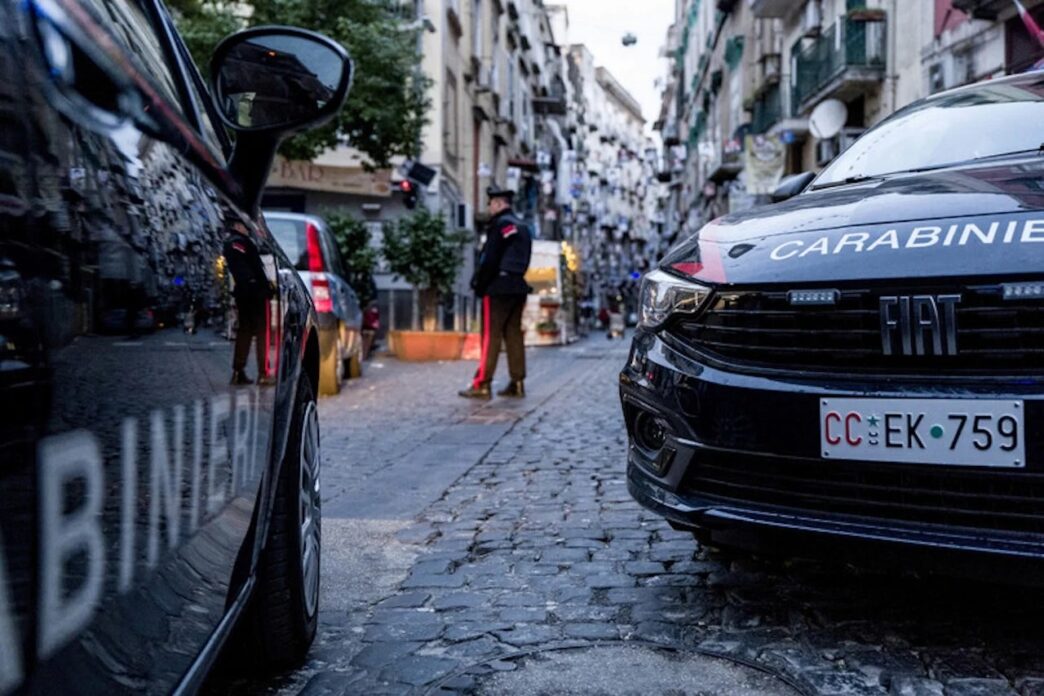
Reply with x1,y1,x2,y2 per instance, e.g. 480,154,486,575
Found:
792,17,886,112
751,83,782,134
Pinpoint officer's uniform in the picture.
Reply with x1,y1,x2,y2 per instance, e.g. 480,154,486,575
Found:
223,230,272,383
469,202,532,394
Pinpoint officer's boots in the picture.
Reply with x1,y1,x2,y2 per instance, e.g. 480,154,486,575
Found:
497,381,525,398
458,384,492,400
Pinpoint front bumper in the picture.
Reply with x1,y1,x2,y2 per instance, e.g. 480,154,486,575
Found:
620,329,1044,562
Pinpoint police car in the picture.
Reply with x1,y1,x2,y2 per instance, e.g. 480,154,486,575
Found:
0,0,351,692
621,72,1044,571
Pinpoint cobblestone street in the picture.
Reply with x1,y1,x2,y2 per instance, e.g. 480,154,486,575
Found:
215,338,1044,696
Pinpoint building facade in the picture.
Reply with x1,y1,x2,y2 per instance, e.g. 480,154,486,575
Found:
655,0,1044,251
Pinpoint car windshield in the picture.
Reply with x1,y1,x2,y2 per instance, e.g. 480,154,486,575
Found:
813,76,1044,187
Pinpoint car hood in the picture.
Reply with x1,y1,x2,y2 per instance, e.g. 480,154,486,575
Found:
661,158,1044,285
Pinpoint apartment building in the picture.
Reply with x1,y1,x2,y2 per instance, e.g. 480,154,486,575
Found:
655,0,1044,249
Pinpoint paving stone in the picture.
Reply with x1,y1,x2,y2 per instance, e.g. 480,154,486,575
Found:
889,677,945,696
563,622,621,640
498,607,549,623
432,592,491,610
298,671,362,696
493,625,560,646
943,679,1018,696
585,574,636,589
351,642,424,670
400,572,466,589
366,616,445,642
379,655,458,687
624,561,667,576
539,547,591,563
376,592,431,609
797,668,884,696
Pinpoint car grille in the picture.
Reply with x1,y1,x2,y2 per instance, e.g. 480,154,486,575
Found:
664,286,1044,374
683,451,1044,536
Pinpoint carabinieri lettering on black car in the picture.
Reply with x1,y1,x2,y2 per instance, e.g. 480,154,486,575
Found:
620,71,1044,570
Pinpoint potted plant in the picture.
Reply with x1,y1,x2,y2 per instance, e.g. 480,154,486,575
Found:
327,213,379,365
536,320,561,337
381,209,470,361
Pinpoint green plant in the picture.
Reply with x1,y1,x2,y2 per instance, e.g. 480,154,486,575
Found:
536,320,559,333
170,0,432,168
381,210,469,331
325,213,379,306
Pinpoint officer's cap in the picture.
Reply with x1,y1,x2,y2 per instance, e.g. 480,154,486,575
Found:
486,185,514,202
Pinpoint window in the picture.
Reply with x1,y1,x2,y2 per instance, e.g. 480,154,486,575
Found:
444,71,460,166
471,0,483,58
165,16,231,158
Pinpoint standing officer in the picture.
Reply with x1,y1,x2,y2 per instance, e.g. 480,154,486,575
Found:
223,221,275,385
459,185,532,400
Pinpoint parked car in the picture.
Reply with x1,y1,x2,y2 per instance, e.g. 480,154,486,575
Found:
0,0,352,692
621,72,1044,574
263,212,364,395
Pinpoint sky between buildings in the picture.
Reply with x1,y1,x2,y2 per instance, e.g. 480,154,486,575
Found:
562,0,674,134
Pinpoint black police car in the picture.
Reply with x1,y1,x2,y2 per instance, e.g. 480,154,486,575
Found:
0,0,351,692
621,72,1044,570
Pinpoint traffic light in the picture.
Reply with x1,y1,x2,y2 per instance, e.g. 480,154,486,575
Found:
399,179,417,209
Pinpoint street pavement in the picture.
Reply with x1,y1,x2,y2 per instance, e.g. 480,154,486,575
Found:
209,335,1044,696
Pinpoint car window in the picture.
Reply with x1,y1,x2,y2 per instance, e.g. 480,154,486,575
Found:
815,78,1044,187
164,15,230,159
80,0,183,109
266,217,310,271
323,229,347,278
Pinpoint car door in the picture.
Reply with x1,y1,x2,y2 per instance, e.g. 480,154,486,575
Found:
0,0,278,692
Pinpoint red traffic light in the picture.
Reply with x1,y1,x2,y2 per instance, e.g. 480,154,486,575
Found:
399,180,414,193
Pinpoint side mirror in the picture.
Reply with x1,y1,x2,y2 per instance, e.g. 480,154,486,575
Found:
210,27,353,213
771,171,815,203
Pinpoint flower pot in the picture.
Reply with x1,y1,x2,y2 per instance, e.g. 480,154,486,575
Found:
389,330,466,361
461,332,482,360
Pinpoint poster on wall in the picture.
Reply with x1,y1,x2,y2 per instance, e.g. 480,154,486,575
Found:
744,134,785,195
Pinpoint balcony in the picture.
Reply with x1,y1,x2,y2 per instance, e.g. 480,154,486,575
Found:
751,83,782,134
751,0,796,18
793,16,886,114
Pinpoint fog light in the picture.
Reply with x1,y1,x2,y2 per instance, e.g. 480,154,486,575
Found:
634,411,668,454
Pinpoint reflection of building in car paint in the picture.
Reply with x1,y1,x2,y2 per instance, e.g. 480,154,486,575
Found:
220,39,337,127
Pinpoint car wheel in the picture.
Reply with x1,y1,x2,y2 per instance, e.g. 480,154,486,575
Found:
249,375,321,670
318,333,342,396
347,343,363,379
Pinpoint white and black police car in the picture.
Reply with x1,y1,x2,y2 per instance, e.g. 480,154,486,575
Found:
621,72,1044,576
0,0,352,692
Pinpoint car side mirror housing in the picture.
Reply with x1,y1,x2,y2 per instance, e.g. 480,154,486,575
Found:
771,171,815,203
210,26,353,214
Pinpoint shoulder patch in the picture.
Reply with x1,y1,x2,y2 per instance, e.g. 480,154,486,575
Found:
502,224,518,239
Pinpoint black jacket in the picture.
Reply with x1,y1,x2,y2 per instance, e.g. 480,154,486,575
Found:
223,233,272,304
471,209,532,297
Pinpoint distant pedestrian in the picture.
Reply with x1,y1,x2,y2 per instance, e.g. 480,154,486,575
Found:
459,185,532,400
223,222,275,385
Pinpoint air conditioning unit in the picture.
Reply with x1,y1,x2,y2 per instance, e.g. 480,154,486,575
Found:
760,53,782,83
801,1,822,37
455,202,473,231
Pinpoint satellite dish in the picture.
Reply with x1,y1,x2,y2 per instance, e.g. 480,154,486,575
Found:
809,99,848,140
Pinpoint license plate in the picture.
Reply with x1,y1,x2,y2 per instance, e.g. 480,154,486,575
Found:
819,398,1025,468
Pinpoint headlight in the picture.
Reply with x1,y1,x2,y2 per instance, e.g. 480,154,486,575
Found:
638,269,711,329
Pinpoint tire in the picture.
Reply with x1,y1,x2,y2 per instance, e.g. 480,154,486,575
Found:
248,375,321,670
346,343,363,379
318,331,342,396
